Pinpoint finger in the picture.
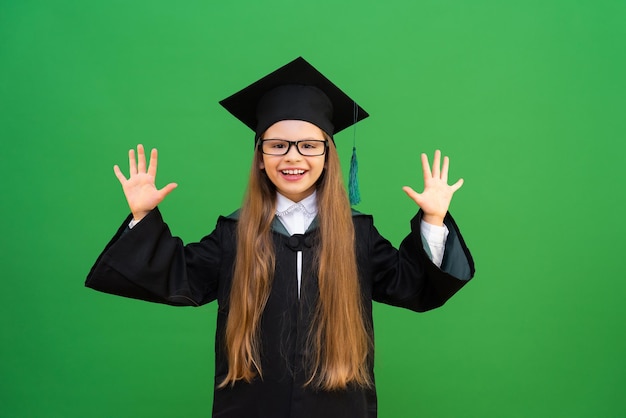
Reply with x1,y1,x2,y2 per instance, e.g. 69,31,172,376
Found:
137,144,146,173
441,155,450,183
128,149,137,176
402,186,422,204
450,178,464,193
113,165,127,183
148,148,158,177
432,150,441,179
421,153,432,179
157,182,178,199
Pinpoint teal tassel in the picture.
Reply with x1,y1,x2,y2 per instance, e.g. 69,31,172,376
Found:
349,146,360,205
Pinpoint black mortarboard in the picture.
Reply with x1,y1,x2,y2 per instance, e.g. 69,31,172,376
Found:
219,57,369,139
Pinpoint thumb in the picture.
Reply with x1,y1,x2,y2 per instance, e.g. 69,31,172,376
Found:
450,178,464,193
158,182,178,200
402,186,422,204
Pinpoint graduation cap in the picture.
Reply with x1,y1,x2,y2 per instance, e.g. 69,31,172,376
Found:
219,56,368,204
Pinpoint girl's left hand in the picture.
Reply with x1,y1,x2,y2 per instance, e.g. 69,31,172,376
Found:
402,150,464,226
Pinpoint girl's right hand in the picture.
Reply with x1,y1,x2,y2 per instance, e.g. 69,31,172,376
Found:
113,144,178,222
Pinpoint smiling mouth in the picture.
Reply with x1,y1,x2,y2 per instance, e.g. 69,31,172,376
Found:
281,169,305,175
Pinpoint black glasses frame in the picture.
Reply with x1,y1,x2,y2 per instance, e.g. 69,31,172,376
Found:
258,139,328,156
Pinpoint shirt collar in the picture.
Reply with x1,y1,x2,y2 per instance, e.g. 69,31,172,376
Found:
275,191,318,218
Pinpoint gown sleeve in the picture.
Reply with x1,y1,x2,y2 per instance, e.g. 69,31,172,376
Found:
366,210,475,312
85,208,228,307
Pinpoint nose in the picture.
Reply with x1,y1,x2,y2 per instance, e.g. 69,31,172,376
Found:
284,142,302,160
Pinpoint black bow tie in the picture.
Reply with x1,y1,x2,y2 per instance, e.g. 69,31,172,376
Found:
286,234,314,252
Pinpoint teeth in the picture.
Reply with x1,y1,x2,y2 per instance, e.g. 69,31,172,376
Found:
282,169,305,175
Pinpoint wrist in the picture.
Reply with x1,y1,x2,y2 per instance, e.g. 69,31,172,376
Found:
132,210,150,222
422,213,444,226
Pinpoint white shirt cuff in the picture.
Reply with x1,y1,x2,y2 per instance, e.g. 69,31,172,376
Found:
420,220,449,267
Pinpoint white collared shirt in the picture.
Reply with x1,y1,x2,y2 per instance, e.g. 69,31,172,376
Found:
274,192,318,297
275,192,318,235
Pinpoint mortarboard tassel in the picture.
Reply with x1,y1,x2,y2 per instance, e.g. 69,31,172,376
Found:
348,101,361,205
348,146,360,205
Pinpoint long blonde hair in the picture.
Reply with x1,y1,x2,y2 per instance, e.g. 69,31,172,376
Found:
219,138,372,390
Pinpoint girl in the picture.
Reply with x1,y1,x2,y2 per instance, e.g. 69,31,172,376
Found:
86,57,475,418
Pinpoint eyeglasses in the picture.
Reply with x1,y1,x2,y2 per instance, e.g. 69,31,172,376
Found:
259,139,328,156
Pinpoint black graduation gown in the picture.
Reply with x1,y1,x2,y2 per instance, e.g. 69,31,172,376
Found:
85,208,474,418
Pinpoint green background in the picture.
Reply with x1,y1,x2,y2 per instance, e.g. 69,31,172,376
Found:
1,0,624,417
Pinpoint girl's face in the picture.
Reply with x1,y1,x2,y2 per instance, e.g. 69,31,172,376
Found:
259,120,327,202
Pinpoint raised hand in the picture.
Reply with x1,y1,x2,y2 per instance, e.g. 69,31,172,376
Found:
113,144,178,222
402,150,464,226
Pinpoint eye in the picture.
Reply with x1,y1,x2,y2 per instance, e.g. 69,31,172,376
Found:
266,140,287,149
301,141,321,149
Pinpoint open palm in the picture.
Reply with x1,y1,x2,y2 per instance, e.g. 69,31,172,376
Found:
402,150,464,226
113,144,178,222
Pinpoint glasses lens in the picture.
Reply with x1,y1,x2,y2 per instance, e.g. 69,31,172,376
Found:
262,140,290,155
298,140,326,156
